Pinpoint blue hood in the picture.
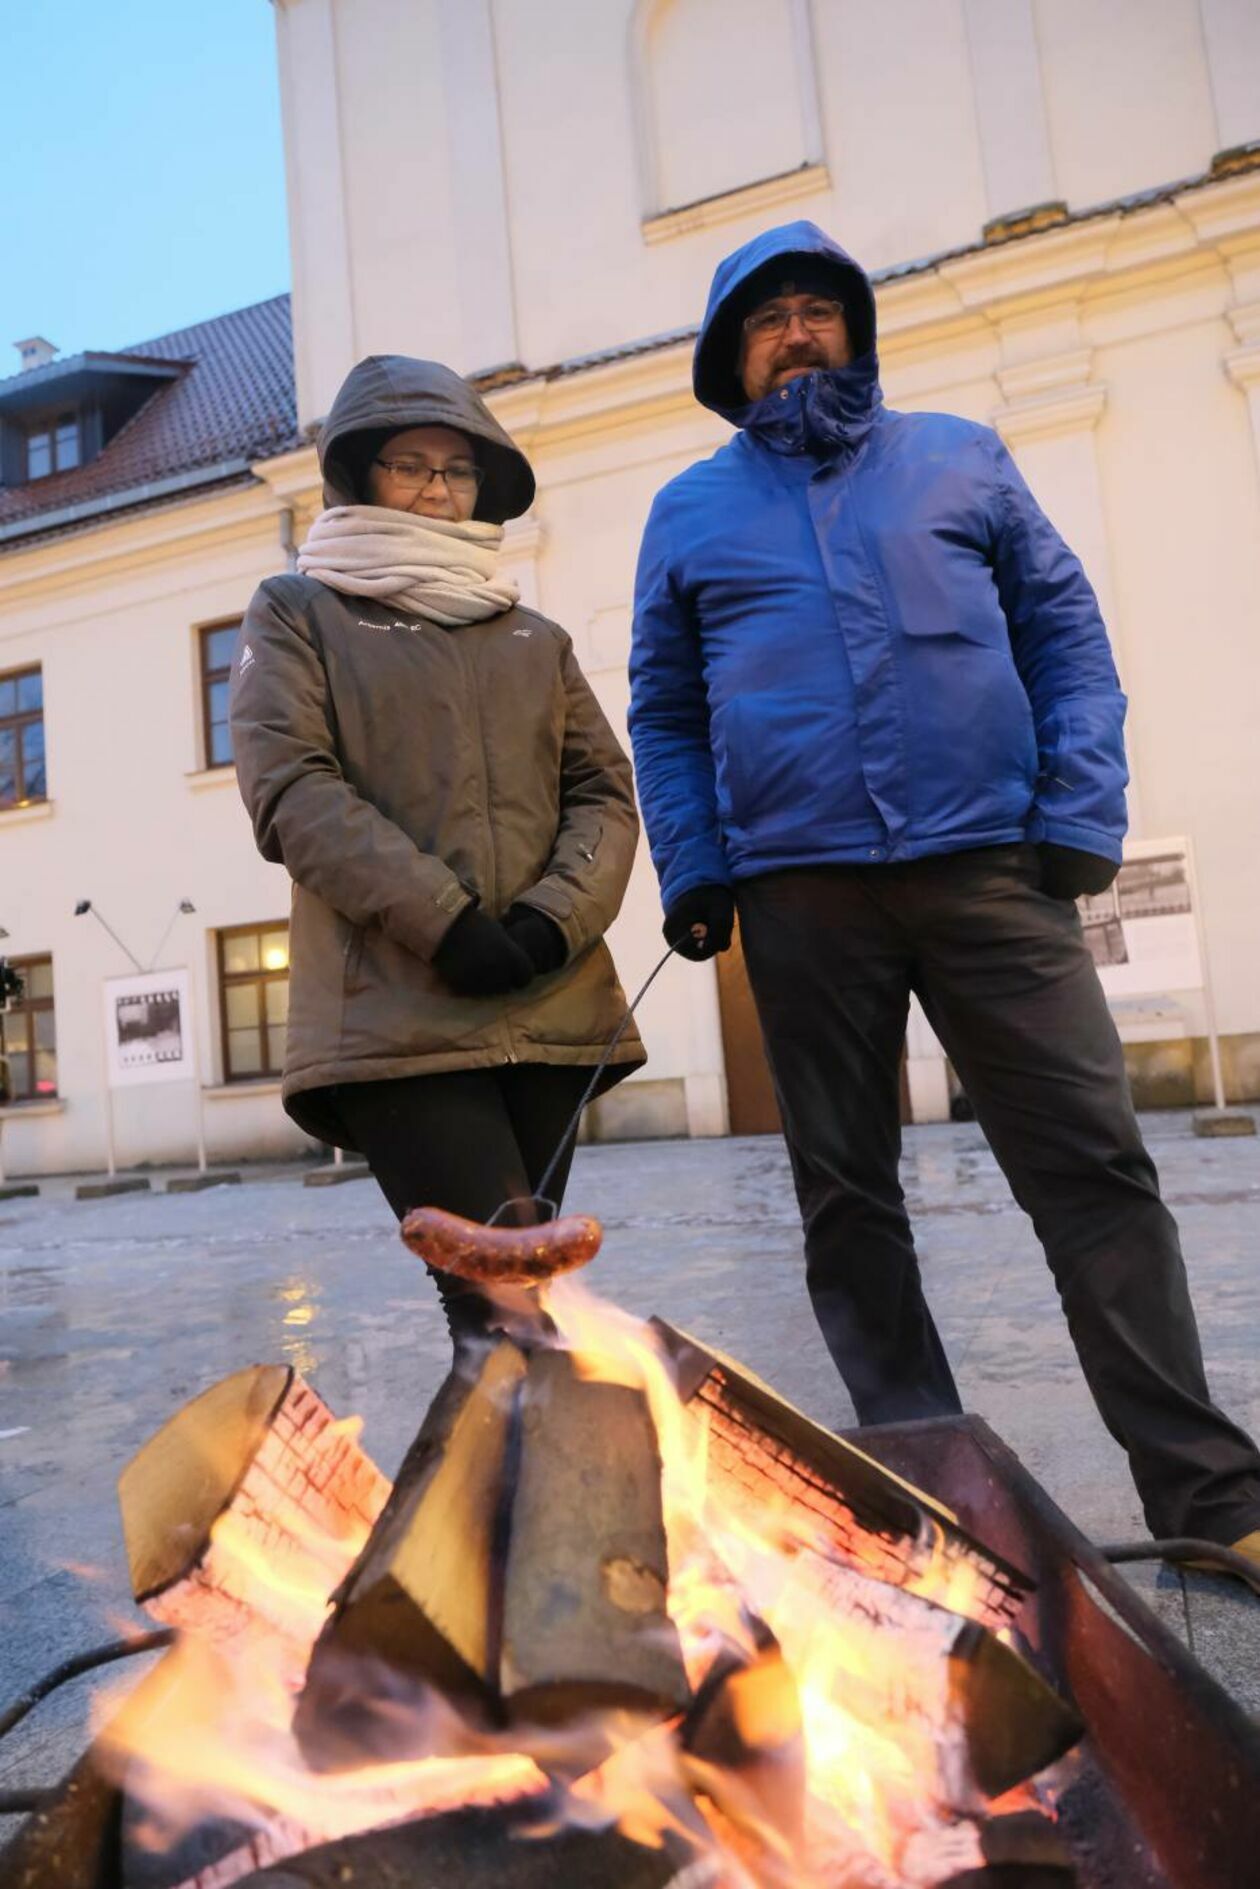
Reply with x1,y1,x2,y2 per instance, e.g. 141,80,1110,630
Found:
692,220,880,430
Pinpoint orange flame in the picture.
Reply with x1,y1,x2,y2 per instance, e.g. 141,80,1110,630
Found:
102,1278,1028,1887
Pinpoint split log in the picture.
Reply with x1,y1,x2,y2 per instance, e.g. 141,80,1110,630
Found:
652,1321,1029,1631
297,1340,527,1761
948,1624,1082,1802
500,1349,691,1725
118,1366,389,1646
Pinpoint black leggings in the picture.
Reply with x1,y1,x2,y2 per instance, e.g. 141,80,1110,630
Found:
329,1064,593,1339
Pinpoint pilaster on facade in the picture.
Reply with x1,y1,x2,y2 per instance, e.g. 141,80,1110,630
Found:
988,335,1142,831
1224,302,1260,485
992,346,1108,448
962,0,1059,235
501,512,545,611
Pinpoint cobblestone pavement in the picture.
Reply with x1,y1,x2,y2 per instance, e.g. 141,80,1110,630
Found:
3,1110,1259,1827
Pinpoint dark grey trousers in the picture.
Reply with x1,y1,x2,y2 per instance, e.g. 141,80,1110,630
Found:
735,844,1260,1544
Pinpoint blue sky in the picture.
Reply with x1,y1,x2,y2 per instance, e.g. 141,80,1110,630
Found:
1,0,288,369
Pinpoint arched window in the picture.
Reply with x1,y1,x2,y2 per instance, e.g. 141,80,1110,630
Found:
630,0,824,220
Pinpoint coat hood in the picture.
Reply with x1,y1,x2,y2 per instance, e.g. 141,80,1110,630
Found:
692,221,879,425
318,355,536,524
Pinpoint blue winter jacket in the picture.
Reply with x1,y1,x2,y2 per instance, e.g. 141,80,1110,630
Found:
628,222,1128,911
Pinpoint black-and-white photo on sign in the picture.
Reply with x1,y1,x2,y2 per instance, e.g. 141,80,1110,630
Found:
1080,841,1202,999
103,970,195,1088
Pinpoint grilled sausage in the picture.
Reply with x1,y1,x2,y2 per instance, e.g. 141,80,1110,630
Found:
400,1205,603,1286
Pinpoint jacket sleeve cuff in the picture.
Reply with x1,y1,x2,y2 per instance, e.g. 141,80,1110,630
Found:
392,877,475,959
1034,817,1124,863
511,885,586,958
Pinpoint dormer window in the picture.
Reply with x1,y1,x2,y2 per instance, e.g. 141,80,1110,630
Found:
25,414,79,480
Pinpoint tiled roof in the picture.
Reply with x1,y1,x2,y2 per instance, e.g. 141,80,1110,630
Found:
0,294,299,542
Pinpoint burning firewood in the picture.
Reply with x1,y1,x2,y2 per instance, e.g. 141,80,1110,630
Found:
297,1340,528,1758
652,1321,1029,1632
118,1366,389,1645
299,1337,691,1761
500,1348,690,1724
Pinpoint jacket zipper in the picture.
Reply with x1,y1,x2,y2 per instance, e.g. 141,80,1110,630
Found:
463,632,515,1064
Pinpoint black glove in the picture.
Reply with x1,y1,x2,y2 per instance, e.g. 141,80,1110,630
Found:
663,884,736,962
1037,844,1119,903
432,906,533,997
503,902,568,975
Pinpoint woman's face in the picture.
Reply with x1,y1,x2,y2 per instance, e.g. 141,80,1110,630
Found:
365,425,480,521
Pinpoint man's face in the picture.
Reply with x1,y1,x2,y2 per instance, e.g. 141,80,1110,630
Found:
738,289,853,403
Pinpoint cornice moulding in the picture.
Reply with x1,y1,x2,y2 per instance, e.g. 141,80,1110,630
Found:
996,348,1095,402
488,343,696,455
1224,344,1260,392
1173,171,1260,245
251,446,321,505
993,378,1108,446
0,488,283,606
641,163,830,246
937,219,1118,310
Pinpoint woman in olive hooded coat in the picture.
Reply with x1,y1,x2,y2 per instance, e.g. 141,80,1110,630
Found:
230,355,643,1338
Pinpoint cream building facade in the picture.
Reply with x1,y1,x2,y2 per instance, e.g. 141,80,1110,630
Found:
1,0,1259,1174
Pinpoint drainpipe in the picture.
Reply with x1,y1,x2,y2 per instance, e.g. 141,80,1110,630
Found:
279,506,298,571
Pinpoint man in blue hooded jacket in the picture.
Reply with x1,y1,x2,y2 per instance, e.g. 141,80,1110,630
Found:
629,220,1260,1568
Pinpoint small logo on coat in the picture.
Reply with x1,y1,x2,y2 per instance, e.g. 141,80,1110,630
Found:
238,643,256,674
513,625,532,638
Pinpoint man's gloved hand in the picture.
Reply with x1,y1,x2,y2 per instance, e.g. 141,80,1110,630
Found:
664,884,736,961
503,902,568,976
1038,844,1119,903
432,906,533,996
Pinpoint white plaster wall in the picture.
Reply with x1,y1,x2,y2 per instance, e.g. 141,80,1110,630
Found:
279,0,1258,423
0,500,318,1175
1035,0,1221,208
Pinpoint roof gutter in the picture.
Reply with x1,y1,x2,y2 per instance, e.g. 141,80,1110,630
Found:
0,458,255,547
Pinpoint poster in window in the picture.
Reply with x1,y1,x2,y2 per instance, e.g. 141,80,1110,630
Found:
1083,840,1202,1000
103,969,196,1088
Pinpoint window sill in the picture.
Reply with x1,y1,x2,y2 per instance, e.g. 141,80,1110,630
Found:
186,765,237,793
0,1096,65,1121
202,1078,283,1101
641,162,829,246
0,797,54,826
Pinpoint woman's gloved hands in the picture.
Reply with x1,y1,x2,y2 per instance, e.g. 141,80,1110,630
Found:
433,906,533,996
1037,844,1119,903
663,884,736,961
503,903,568,975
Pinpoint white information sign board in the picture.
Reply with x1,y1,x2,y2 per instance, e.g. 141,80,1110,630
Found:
1079,838,1203,1001
103,969,195,1089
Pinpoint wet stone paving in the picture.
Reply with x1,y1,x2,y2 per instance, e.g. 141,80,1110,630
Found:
2,1109,1259,1832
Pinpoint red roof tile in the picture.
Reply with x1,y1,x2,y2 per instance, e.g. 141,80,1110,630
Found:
0,294,299,543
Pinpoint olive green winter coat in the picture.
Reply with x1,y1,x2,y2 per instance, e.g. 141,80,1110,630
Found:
230,357,643,1146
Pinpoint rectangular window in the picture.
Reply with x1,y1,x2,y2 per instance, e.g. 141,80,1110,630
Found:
0,955,57,1104
0,666,46,807
218,922,290,1080
199,621,240,769
25,415,77,481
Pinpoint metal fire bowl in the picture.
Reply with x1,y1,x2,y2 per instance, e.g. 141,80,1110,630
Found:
853,1414,1260,1889
4,1414,1260,1888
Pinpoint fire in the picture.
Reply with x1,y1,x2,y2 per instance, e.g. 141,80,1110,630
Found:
100,1274,1051,1889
